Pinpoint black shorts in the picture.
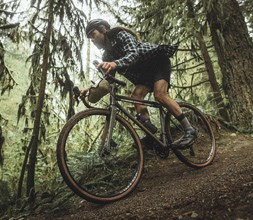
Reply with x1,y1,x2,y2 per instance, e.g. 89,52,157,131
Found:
124,55,171,89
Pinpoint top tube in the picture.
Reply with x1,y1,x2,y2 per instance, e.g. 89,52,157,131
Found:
115,94,161,108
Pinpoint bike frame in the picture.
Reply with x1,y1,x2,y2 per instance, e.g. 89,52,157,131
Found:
103,83,170,151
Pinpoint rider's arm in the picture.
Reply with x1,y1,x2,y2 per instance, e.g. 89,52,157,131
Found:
113,31,140,69
99,31,140,74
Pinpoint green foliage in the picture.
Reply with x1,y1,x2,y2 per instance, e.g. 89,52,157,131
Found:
1,0,90,212
0,42,17,95
0,0,252,217
239,0,253,35
0,41,31,186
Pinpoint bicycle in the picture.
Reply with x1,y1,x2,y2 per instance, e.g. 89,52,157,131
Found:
57,63,216,204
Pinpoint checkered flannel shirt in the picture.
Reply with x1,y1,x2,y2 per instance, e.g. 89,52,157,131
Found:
102,30,179,73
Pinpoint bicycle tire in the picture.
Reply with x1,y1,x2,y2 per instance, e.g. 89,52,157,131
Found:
57,108,144,204
165,102,216,168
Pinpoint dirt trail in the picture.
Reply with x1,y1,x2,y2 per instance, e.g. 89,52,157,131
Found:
31,130,253,220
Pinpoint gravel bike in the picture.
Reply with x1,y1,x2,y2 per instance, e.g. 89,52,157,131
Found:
57,64,216,204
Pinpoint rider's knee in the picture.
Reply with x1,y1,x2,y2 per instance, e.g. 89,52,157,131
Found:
154,92,166,103
131,88,146,99
131,91,142,99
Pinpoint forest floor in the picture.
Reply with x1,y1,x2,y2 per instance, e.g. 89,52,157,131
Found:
29,128,253,220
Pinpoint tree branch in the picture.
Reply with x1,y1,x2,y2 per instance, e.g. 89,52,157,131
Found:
172,80,210,89
0,23,20,30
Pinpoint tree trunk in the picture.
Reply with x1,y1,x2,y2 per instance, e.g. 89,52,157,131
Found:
207,0,253,132
186,0,230,122
197,34,230,122
0,126,4,166
26,0,54,202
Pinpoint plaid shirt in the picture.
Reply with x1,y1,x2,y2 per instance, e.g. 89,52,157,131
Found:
102,30,178,74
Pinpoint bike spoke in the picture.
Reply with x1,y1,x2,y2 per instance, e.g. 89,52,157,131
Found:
57,109,143,203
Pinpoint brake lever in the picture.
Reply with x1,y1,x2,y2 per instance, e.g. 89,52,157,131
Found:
73,86,80,106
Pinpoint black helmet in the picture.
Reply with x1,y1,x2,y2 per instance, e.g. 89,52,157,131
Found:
85,19,110,37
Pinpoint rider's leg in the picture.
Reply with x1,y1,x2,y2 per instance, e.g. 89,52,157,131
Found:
131,85,157,147
153,79,197,148
131,85,151,119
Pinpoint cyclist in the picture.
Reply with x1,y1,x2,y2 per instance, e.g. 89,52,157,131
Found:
81,18,198,149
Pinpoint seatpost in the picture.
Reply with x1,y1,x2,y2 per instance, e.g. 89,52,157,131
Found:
159,107,168,145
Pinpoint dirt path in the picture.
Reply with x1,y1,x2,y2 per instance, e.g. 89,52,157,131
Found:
31,130,253,220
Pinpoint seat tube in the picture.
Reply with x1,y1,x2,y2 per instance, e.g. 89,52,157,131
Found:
159,107,167,145
105,85,117,148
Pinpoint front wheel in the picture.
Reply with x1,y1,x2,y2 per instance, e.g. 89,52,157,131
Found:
57,108,144,203
165,102,216,168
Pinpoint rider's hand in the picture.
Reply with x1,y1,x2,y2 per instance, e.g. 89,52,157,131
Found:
98,62,117,74
80,86,91,98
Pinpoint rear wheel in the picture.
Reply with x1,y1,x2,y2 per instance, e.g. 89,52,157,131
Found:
165,102,216,168
57,108,144,203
